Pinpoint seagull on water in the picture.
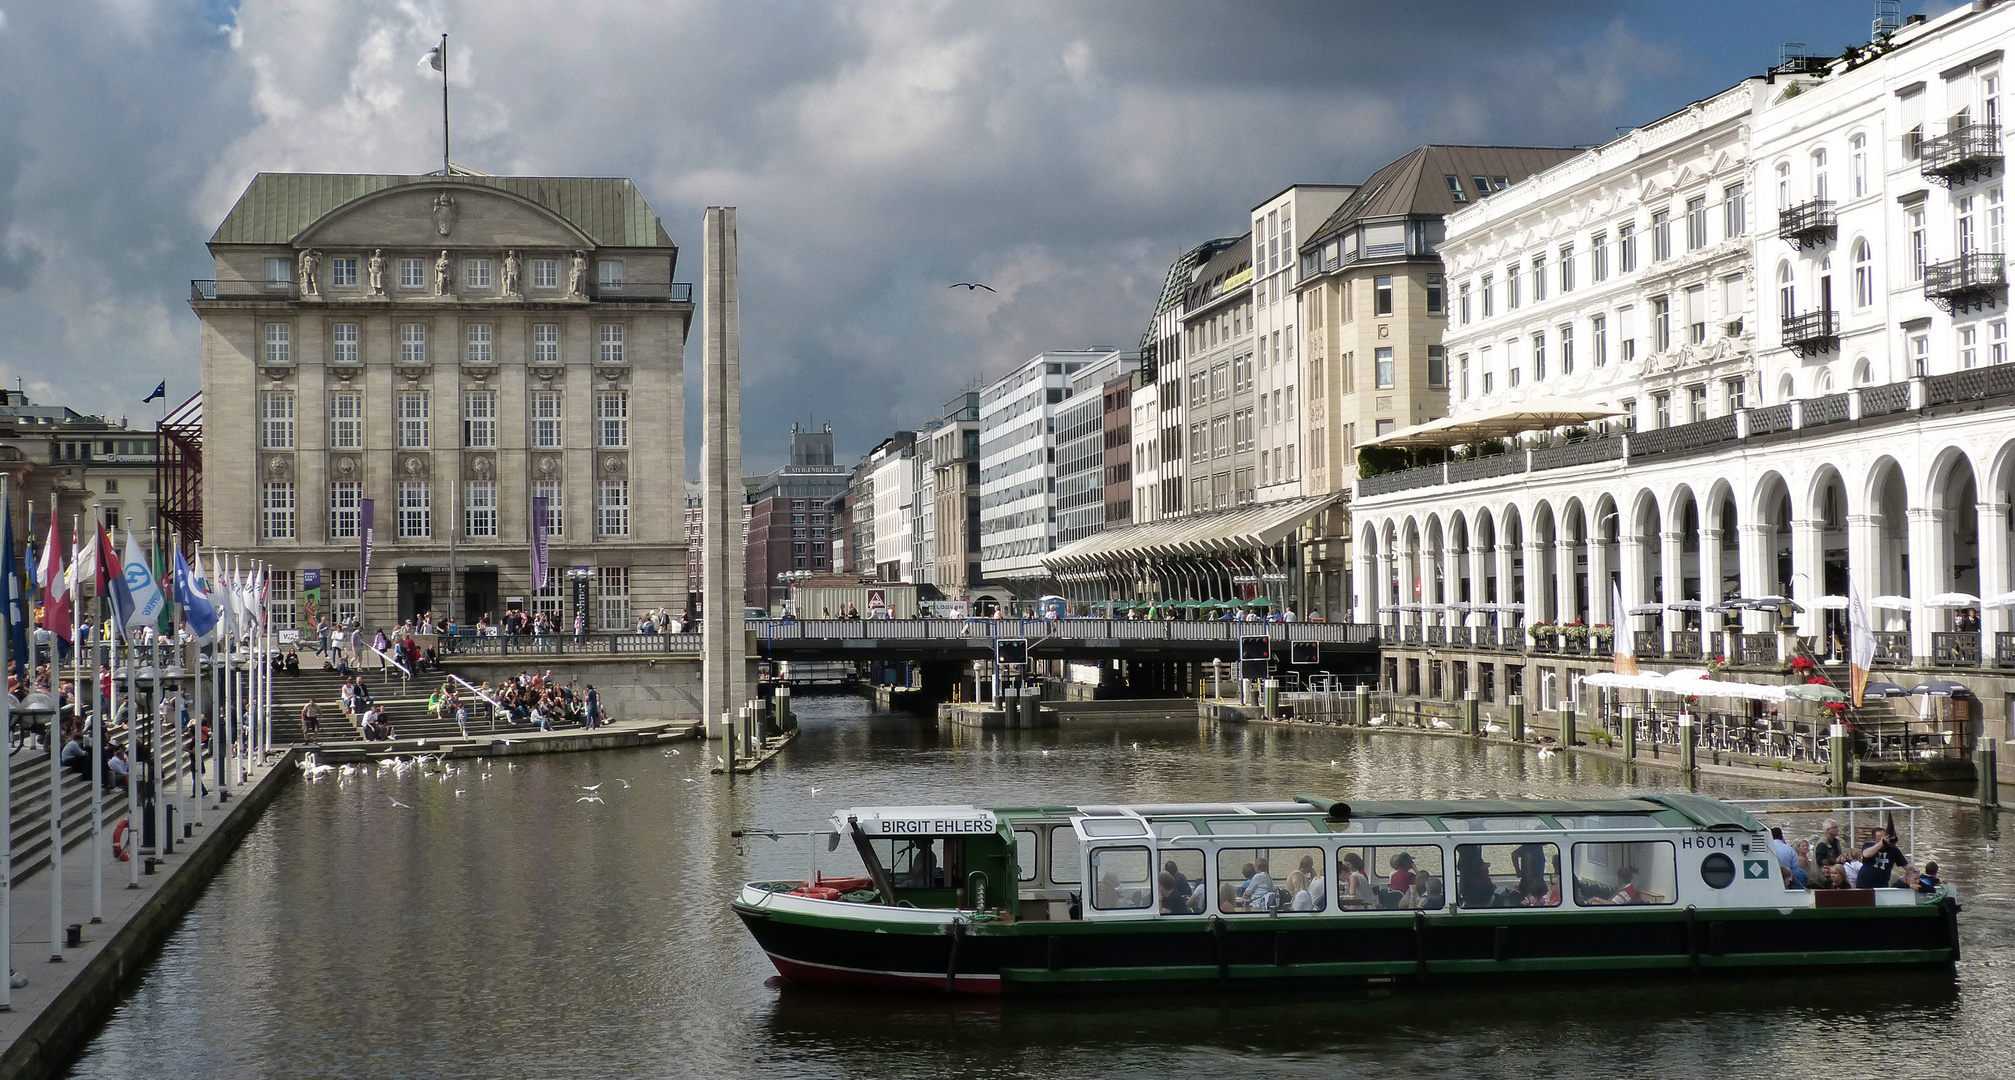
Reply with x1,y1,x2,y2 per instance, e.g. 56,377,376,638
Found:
809,785,821,795
1041,749,1051,757
666,748,681,756
947,282,995,292
454,789,466,797
1329,760,1339,768
616,779,631,788
578,795,604,803
682,778,698,783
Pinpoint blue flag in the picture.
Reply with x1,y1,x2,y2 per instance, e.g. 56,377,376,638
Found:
2,507,26,676
144,380,166,403
173,548,219,639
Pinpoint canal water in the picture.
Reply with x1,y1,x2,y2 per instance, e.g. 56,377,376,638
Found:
65,696,2015,1078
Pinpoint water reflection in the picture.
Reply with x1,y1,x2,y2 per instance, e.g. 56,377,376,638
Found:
64,695,2015,1079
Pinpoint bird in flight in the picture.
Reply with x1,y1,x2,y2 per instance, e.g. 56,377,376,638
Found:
577,795,605,804
389,798,412,809
581,784,602,792
948,282,994,292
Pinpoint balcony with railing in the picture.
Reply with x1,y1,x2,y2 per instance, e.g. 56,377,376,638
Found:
1633,630,1665,659
1931,632,1981,667
1780,309,1839,357
588,279,692,302
1922,252,2007,313
191,279,297,302
1921,123,2003,186
1777,199,1837,248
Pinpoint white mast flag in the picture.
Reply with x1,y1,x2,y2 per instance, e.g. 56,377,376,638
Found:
1848,580,1877,707
421,44,444,71
122,530,166,631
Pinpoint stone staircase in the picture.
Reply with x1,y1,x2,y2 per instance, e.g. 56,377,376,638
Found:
267,663,545,744
6,718,211,880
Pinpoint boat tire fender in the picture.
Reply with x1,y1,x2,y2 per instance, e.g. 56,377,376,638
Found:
1412,911,1428,981
944,921,966,994
788,886,845,901
1210,916,1229,988
1684,905,1700,972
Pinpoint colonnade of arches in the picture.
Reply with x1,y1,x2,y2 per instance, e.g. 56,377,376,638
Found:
1353,439,2015,660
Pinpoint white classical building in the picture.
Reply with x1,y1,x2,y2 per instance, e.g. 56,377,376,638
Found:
1251,185,1354,504
867,432,916,583
1347,4,2015,730
977,349,1109,587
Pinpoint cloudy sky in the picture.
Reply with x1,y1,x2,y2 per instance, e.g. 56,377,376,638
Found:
0,0,1947,473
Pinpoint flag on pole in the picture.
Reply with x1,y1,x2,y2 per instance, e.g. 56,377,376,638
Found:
38,518,70,639
23,505,36,593
96,523,133,632
2,506,27,672
153,534,174,636
143,381,166,404
421,43,445,71
122,529,165,633
531,495,550,592
1848,580,1876,708
174,548,219,639
1611,580,1636,676
360,497,375,594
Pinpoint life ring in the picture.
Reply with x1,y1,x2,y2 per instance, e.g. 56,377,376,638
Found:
112,818,132,862
787,885,845,901
814,875,872,893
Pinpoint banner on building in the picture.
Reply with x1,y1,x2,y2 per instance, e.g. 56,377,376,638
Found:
301,568,323,630
570,568,590,635
360,498,375,593
531,496,550,592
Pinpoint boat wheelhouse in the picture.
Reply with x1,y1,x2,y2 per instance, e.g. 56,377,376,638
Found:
732,794,1958,995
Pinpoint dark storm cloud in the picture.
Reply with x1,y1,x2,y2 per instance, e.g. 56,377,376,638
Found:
0,1,1885,467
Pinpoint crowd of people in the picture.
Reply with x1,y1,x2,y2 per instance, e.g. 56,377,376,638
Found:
1772,819,1947,895
476,670,604,731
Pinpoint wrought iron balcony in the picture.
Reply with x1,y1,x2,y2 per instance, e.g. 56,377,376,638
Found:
190,279,297,302
1777,199,1837,248
587,280,692,302
1780,309,1839,358
1922,252,2007,313
1921,123,2003,187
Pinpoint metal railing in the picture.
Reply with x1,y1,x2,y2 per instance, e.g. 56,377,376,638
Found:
1359,463,1445,497
1446,453,1527,484
1923,252,2007,308
1861,381,1912,416
1802,393,1850,426
1528,437,1624,470
587,279,692,302
1669,630,1703,660
1628,414,1737,458
1873,631,1911,665
1998,631,2015,668
1633,630,1665,658
1930,631,1981,667
191,279,297,301
1609,707,1834,766
1777,198,1837,245
1924,361,2015,407
1737,632,1779,667
1747,403,1793,435
1921,122,2002,183
1780,309,1840,355
439,632,703,656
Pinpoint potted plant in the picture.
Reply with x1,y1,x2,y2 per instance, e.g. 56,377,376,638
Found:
1527,620,1558,651
1707,654,1730,677
1560,621,1589,652
1591,623,1614,648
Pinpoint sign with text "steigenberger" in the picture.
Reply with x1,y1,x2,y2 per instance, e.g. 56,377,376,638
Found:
838,806,1000,837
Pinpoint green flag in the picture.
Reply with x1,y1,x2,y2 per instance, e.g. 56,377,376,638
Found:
155,535,174,635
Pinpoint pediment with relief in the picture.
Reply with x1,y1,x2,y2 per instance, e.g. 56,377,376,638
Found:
298,186,590,249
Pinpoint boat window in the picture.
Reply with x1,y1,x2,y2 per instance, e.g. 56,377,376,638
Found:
1554,814,1663,830
871,839,944,889
1439,816,1551,832
1157,848,1208,915
1454,843,1562,909
1334,817,1437,834
1080,817,1150,838
1203,818,1319,835
1050,827,1081,884
1152,820,1204,840
1014,828,1040,883
1215,846,1328,913
1336,844,1446,910
1090,847,1154,911
1573,842,1677,906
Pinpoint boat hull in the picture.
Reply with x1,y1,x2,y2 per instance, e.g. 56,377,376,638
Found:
733,892,1959,997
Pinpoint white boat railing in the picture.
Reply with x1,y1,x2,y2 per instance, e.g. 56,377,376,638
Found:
1725,795,1922,858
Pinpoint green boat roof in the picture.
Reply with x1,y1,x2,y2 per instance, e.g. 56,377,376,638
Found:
992,796,1763,832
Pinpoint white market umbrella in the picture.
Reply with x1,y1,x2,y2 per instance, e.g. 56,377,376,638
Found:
1810,595,1851,610
1869,595,1915,611
1924,592,1982,609
1983,591,2015,610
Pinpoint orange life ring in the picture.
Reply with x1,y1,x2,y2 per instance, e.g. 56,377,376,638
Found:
112,818,132,862
787,885,845,901
814,875,872,892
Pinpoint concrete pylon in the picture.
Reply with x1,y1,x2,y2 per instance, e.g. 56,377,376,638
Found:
702,207,747,739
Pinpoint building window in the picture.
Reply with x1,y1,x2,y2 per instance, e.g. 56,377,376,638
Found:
535,480,564,538
331,322,359,364
1458,282,1471,324
400,322,426,364
396,390,430,449
1651,210,1672,261
1686,284,1707,344
261,482,295,540
1994,319,2010,366
1505,264,1520,309
331,257,357,288
533,322,559,364
1687,385,1707,423
1558,325,1574,375
1375,347,1395,389
1558,245,1575,293
598,566,629,630
462,390,496,449
1530,254,1546,302
531,390,565,449
463,323,493,364
263,322,291,364
398,258,424,289
465,480,498,538
1458,352,1470,398
1480,273,1494,317
1722,183,1746,238
1373,276,1393,316
1617,398,1635,431
598,259,624,286
532,259,558,289
1618,306,1636,364
1445,174,1467,203
1591,231,1609,281
1852,239,1874,308
1961,326,1979,369
260,390,295,450
322,480,361,542
598,323,625,363
1426,274,1444,313
597,480,630,537
1908,207,1927,281
1427,345,1446,387
397,480,431,539
1212,416,1231,457
1811,148,1829,201
1652,295,1671,352
1618,223,1637,273
1686,196,1708,250
1725,377,1746,411
265,257,290,288
464,258,492,289
1531,333,1547,381
595,391,629,448
1652,392,1671,429
332,568,359,625
266,570,297,629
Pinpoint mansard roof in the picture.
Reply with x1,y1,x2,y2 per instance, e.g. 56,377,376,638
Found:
210,173,674,249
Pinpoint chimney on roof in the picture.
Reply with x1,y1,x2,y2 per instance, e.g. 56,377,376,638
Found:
1906,13,1924,25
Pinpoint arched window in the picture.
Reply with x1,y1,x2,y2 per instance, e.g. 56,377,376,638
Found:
1849,134,1869,198
1811,148,1829,202
1777,261,1796,320
1854,357,1872,385
1778,373,1795,401
1819,370,1835,393
1852,239,1874,308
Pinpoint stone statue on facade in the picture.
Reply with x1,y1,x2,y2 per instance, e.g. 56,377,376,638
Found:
368,249,386,295
503,250,521,295
435,249,452,296
432,191,457,236
299,249,320,297
570,250,588,297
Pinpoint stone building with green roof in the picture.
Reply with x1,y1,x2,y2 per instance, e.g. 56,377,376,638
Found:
193,172,694,631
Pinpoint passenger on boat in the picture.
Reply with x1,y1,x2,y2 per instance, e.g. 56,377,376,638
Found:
1217,883,1238,912
1794,840,1816,885
1388,852,1418,894
1095,872,1123,910
1238,858,1278,911
1339,853,1373,907
1813,819,1843,868
1917,861,1943,894
897,841,940,888
1286,871,1315,911
1455,849,1495,908
1771,828,1807,888
1588,867,1641,905
1296,855,1327,909
1415,874,1445,910
1856,828,1904,889
1158,871,1192,915
1814,862,1851,889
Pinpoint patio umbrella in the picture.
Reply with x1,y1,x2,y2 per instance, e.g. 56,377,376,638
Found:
1859,680,1911,699
1909,679,1976,698
1984,591,2015,610
1810,595,1851,610
1924,592,1981,609
1247,596,1274,607
1752,595,1803,613
1783,683,1847,703
1628,604,1664,616
1666,600,1703,610
1178,599,1202,609
1869,595,1915,611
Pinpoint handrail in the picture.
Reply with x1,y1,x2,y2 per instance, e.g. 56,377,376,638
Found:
367,643,411,678
446,673,504,714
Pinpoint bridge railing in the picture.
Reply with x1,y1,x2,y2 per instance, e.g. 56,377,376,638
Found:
439,632,703,657
755,618,1379,645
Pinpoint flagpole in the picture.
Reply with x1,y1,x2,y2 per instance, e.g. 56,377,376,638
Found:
50,501,72,962
124,620,139,889
2,473,16,1008
87,513,103,925
440,33,450,175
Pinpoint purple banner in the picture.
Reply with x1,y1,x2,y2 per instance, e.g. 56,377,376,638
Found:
359,497,375,593
531,495,550,592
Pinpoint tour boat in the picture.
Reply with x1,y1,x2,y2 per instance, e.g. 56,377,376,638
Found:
731,795,1959,995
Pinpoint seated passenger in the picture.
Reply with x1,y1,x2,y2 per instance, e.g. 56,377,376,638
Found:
1588,867,1641,905
1814,862,1851,889
1218,883,1238,913
1518,872,1552,906
1916,861,1943,895
1388,852,1418,894
1239,857,1278,911
1297,854,1327,909
1158,871,1190,915
1095,872,1122,909
1286,871,1315,911
1162,859,1193,906
1339,853,1373,906
1419,874,1446,910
